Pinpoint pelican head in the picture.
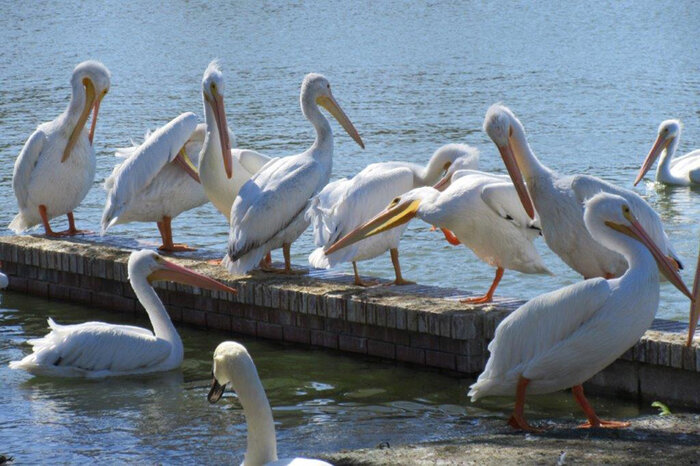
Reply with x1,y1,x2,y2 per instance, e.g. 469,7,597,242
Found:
202,60,233,178
584,193,691,300
325,187,435,255
301,73,365,149
62,60,111,162
127,249,237,294
432,145,480,190
483,104,535,219
634,119,682,186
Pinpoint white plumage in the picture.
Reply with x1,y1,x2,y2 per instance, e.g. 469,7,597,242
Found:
208,341,332,466
226,73,364,275
484,104,682,279
306,144,477,285
469,192,692,431
10,250,235,378
197,61,271,223
101,113,210,250
10,61,110,236
634,119,700,187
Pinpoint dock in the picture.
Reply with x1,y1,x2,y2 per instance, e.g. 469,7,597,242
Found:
1,235,698,408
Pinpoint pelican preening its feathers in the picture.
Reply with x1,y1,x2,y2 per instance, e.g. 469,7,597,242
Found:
10,60,111,236
225,73,364,275
307,144,477,286
634,119,700,187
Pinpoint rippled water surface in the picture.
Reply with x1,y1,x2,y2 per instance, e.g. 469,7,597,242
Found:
0,1,698,461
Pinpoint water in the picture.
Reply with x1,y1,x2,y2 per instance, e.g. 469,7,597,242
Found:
1,292,646,463
0,1,698,460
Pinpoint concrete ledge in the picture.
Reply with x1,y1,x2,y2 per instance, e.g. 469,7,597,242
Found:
1,235,698,408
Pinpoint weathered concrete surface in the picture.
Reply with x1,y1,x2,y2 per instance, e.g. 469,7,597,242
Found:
322,414,700,465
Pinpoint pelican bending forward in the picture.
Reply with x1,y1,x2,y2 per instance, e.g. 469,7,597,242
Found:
634,119,700,187
226,73,364,275
484,104,682,279
10,250,236,377
307,144,476,286
208,341,331,466
197,61,271,223
102,113,209,251
325,169,550,303
10,61,110,236
469,193,692,431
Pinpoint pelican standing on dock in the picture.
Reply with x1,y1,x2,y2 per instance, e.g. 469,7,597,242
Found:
208,341,331,466
197,61,271,222
226,73,365,275
483,104,682,279
469,193,692,431
10,61,110,236
102,113,209,251
325,168,550,303
10,250,236,378
634,119,700,187
307,144,476,286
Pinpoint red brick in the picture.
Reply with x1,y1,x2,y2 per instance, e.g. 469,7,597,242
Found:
269,309,293,326
48,283,71,301
426,350,455,370
409,332,440,350
310,330,338,349
367,340,395,359
231,318,257,336
182,308,206,327
69,287,91,304
166,305,182,322
325,318,348,333
385,328,409,346
283,326,310,344
396,345,425,365
257,322,283,340
9,277,28,293
206,313,232,332
339,335,367,354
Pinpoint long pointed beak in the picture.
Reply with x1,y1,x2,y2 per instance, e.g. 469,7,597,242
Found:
173,148,201,183
606,215,691,300
325,199,420,255
687,246,700,346
317,94,365,149
497,143,535,219
210,90,233,179
88,90,106,144
148,258,237,294
61,78,96,163
634,135,667,186
433,173,451,191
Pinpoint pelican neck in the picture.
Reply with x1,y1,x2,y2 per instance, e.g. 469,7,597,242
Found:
301,94,333,158
129,274,181,344
655,136,682,183
509,122,551,182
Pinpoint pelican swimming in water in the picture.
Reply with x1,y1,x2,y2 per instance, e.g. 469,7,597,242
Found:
226,73,365,275
10,250,236,378
634,119,700,187
197,61,271,223
102,113,209,251
307,144,476,286
469,192,692,431
484,104,682,280
10,61,110,236
208,341,331,466
325,168,550,303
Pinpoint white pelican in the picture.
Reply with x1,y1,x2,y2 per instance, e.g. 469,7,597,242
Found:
307,144,477,286
484,104,682,279
226,73,365,275
469,192,692,431
10,250,236,378
325,169,550,303
9,61,110,236
101,112,209,251
634,119,700,187
197,61,271,223
208,341,331,466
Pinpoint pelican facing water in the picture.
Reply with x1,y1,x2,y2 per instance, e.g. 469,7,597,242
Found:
226,73,364,275
10,61,110,236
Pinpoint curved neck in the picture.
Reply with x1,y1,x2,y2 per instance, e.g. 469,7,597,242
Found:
130,274,182,347
232,360,278,465
589,224,658,283
61,78,88,132
301,93,333,158
509,122,550,182
417,157,447,186
655,136,679,181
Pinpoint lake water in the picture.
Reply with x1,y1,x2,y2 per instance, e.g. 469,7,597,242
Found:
0,0,698,461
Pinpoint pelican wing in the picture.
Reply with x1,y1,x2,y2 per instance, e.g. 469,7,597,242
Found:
12,129,47,210
228,156,324,261
12,318,172,374
670,149,700,183
480,181,535,230
306,177,353,247
101,113,198,231
236,149,272,176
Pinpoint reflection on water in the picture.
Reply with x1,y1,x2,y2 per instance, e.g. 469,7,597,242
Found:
2,292,647,463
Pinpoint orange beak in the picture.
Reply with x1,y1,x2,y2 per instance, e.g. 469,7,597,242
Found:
173,148,201,183
148,258,237,294
208,89,232,179
62,78,97,163
687,245,700,346
634,134,668,186
497,143,535,219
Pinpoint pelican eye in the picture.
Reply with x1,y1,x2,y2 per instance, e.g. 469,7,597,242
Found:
622,205,630,214
389,197,400,207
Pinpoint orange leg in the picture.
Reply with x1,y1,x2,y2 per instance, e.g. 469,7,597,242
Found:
157,216,196,252
352,261,378,287
461,267,504,304
65,212,91,235
39,205,60,237
260,243,306,274
572,385,630,429
508,376,543,432
383,248,415,286
440,228,461,246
